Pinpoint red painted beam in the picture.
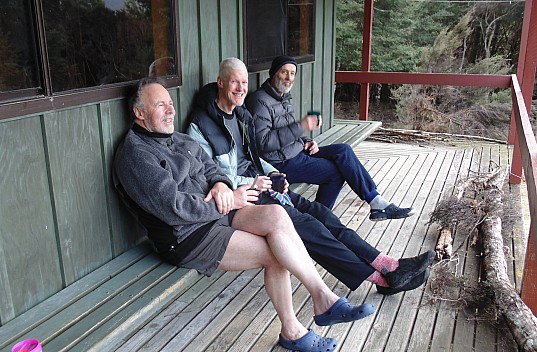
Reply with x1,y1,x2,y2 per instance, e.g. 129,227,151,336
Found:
335,71,512,88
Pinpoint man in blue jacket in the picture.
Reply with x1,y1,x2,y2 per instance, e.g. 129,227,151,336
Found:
114,77,379,352
246,55,414,221
187,58,433,298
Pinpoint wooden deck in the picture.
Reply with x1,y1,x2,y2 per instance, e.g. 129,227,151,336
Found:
115,125,525,352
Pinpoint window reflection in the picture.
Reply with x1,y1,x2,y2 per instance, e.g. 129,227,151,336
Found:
43,0,176,91
245,0,315,70
0,0,40,93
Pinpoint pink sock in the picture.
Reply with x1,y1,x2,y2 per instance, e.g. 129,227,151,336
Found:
370,253,399,273
367,271,389,287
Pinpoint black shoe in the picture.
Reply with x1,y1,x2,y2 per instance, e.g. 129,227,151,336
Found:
377,267,430,295
382,250,435,289
370,204,415,221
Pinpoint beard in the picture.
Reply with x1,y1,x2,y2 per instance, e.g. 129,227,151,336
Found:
274,78,293,94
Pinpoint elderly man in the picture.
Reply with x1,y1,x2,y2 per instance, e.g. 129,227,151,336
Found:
186,57,434,298
246,55,414,221
113,77,379,352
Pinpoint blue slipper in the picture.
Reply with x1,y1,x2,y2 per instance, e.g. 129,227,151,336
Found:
313,298,375,326
278,330,337,352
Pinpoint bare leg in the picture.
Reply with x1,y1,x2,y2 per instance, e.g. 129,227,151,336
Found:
218,229,307,340
229,204,339,315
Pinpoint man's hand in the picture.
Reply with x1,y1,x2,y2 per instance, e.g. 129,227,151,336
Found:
233,184,260,209
204,182,234,214
304,140,319,155
252,175,272,192
300,113,322,132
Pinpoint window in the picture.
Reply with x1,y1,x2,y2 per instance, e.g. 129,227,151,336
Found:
245,0,315,71
0,0,180,117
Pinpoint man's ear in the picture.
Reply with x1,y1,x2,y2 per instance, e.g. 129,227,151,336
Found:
133,107,144,120
217,76,223,88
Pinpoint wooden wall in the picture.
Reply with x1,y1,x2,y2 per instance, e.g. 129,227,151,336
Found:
0,0,336,325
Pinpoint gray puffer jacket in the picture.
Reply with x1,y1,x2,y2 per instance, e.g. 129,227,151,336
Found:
246,79,311,164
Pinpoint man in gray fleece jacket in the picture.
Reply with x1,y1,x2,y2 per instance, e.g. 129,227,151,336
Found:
113,77,376,352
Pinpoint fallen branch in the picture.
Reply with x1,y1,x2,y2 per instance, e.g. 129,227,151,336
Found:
478,169,537,351
430,167,537,351
435,228,453,260
372,127,508,144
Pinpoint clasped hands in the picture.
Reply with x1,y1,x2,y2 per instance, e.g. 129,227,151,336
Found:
204,175,289,214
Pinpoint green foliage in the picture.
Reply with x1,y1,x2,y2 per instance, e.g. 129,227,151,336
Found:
335,0,363,70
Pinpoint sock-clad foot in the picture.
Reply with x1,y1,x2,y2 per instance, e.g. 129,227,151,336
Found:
370,203,414,221
377,267,430,295
382,250,435,289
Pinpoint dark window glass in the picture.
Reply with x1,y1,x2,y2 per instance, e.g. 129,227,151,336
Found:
0,0,180,109
43,0,177,91
0,0,41,94
245,0,314,71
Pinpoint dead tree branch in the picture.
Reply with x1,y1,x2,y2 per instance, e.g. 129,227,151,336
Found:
430,167,537,351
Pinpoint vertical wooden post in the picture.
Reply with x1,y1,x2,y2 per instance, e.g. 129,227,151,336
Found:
522,227,537,314
509,0,537,185
359,0,374,121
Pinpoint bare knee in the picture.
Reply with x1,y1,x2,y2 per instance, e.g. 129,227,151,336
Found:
264,204,293,227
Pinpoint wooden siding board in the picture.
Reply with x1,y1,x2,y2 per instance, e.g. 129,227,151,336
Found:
178,0,202,128
0,117,62,325
199,0,221,85
101,100,147,255
44,108,112,285
219,0,240,59
300,63,315,140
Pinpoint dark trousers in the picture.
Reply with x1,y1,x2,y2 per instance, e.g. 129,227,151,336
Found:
257,191,379,290
274,143,379,209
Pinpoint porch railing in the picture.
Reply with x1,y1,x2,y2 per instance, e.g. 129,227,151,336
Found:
334,70,537,312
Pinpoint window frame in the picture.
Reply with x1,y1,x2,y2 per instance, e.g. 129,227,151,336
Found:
0,0,182,121
243,0,316,73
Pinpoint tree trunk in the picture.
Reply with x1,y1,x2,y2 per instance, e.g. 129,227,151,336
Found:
478,171,537,351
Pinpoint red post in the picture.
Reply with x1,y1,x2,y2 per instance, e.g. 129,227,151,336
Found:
521,228,537,315
510,0,537,185
359,0,374,121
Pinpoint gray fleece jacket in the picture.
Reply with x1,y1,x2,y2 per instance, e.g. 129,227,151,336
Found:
113,126,233,243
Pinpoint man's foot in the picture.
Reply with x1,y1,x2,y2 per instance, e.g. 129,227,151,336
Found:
382,250,435,289
377,267,430,295
313,298,374,326
369,204,414,221
279,330,337,352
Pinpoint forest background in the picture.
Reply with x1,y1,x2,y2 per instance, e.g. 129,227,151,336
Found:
334,0,535,140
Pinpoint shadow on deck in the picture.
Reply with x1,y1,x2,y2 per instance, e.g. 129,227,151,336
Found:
117,125,525,352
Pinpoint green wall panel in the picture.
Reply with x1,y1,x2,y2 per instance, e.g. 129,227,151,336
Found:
199,0,221,85
44,107,112,285
0,117,61,324
178,0,202,130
